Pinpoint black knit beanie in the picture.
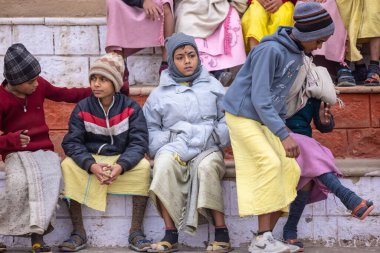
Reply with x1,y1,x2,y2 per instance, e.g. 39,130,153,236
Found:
3,43,41,85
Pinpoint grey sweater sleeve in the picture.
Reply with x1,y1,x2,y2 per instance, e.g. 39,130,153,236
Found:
249,48,289,141
122,0,144,8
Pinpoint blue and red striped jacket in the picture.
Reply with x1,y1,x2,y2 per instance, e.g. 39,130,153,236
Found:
62,93,148,173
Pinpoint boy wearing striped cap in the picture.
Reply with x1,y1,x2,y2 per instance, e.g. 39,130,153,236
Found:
223,2,335,253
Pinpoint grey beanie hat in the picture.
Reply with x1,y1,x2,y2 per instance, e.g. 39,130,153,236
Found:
3,43,41,85
165,33,202,83
292,2,335,42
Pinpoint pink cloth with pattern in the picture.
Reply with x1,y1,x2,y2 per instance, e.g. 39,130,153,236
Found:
291,133,342,204
312,0,347,63
106,0,173,50
195,7,247,71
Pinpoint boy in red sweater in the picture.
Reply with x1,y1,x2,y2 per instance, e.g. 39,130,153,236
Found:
0,44,127,253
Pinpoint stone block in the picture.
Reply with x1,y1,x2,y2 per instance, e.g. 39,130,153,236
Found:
130,94,148,107
347,128,380,157
127,55,161,85
312,216,338,243
311,199,326,216
54,26,99,55
297,216,314,240
143,216,166,243
49,130,67,158
225,216,257,247
44,101,75,129
229,181,239,216
38,56,89,87
13,25,54,54
0,57,4,80
332,94,370,129
0,25,12,55
222,181,232,216
337,216,380,242
98,25,107,55
145,198,160,217
313,129,348,158
370,93,380,127
135,48,154,55
81,195,127,218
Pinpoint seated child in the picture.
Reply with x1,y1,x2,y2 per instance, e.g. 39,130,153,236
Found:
143,33,232,253
59,53,151,252
0,43,102,253
174,0,247,85
106,0,175,91
242,0,297,50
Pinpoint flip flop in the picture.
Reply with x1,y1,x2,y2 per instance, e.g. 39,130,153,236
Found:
148,241,178,253
206,241,233,253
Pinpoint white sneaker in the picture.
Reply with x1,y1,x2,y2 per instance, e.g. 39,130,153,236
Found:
248,232,291,253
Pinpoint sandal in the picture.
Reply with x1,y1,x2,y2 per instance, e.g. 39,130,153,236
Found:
32,243,52,253
206,241,233,253
352,199,375,220
0,242,6,252
364,64,380,86
286,239,304,252
148,241,178,253
58,232,87,252
336,68,356,87
129,230,152,252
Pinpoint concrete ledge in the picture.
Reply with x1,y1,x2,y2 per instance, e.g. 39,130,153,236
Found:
2,159,380,179
336,86,380,94
1,158,380,247
0,17,106,26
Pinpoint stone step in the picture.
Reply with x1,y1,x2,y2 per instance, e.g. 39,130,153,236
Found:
1,158,379,247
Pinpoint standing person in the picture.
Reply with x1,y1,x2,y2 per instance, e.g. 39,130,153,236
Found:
106,0,175,93
58,53,151,252
335,0,380,86
242,0,297,51
0,44,120,253
143,33,232,253
174,0,247,85
223,2,335,252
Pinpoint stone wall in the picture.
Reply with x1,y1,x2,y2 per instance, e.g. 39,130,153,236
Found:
0,17,161,87
0,0,105,17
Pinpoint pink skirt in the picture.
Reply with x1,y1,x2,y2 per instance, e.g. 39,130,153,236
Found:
106,0,173,51
312,0,347,63
291,133,342,204
195,7,246,71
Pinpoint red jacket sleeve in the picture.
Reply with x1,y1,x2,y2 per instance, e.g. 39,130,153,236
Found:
0,128,22,150
39,77,92,103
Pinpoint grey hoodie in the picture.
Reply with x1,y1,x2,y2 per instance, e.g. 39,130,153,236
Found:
143,66,229,161
222,26,303,141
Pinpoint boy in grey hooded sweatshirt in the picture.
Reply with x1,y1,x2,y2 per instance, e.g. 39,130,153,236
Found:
223,2,335,253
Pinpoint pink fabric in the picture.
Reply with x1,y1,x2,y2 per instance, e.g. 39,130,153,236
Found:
195,7,246,71
291,133,342,204
312,0,347,63
106,0,173,50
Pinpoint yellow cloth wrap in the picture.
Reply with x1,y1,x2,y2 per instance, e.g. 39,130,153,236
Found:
225,113,300,216
336,0,380,61
61,155,151,212
242,1,294,52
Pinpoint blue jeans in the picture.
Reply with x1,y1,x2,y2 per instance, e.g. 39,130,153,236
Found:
283,172,362,240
